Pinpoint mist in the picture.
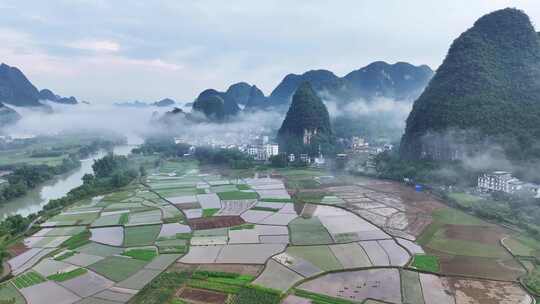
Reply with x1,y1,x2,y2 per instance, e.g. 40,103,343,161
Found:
156,109,284,146
2,102,285,147
322,94,414,142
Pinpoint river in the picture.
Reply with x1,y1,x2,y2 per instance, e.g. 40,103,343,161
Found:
0,145,135,219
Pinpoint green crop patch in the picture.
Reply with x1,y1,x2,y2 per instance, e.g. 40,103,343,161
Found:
525,266,540,294
234,285,282,304
12,272,46,289
130,271,190,304
123,248,158,261
88,256,147,282
54,251,75,261
289,217,333,245
230,224,255,231
62,230,91,250
236,184,251,190
119,213,129,225
411,254,440,273
187,279,242,294
202,208,220,217
187,271,254,295
47,268,87,282
0,282,25,304
217,191,258,200
124,225,161,247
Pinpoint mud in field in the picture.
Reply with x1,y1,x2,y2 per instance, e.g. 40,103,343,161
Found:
443,277,532,304
430,248,526,281
179,287,228,304
8,242,29,256
444,225,508,244
404,213,432,237
196,264,262,276
189,216,245,230
171,262,200,273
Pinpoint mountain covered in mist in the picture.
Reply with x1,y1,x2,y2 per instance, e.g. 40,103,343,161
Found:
0,63,78,107
115,98,176,108
269,62,433,107
191,82,270,116
277,82,334,156
401,8,540,161
39,89,78,105
0,102,21,127
191,61,433,114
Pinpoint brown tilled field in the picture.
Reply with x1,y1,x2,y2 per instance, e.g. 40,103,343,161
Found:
444,224,508,244
189,216,245,230
404,213,433,237
8,242,29,256
442,277,532,304
179,287,228,304
429,248,526,281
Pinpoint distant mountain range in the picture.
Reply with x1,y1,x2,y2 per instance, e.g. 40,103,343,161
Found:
0,63,79,107
401,8,540,161
190,61,433,120
114,98,176,108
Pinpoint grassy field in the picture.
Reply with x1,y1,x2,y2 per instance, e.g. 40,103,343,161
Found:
123,248,158,261
217,191,258,200
237,184,251,190
525,266,540,294
287,246,343,271
88,256,147,282
0,283,25,304
417,207,500,258
400,270,425,304
47,268,87,282
410,254,440,272
61,230,91,250
505,235,540,257
289,217,334,245
233,285,282,304
124,225,161,247
12,271,46,289
202,208,220,217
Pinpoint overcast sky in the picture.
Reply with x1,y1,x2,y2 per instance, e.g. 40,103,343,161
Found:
0,0,539,104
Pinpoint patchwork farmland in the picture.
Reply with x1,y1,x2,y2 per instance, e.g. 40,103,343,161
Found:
1,160,536,304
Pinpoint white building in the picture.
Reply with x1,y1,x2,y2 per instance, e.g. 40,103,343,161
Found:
264,144,279,158
478,171,514,193
478,171,540,196
246,144,279,161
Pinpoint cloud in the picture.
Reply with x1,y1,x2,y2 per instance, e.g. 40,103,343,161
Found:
4,102,284,148
67,39,120,52
1,1,540,104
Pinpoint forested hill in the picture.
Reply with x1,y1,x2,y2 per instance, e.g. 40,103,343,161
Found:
277,82,334,156
400,8,540,161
